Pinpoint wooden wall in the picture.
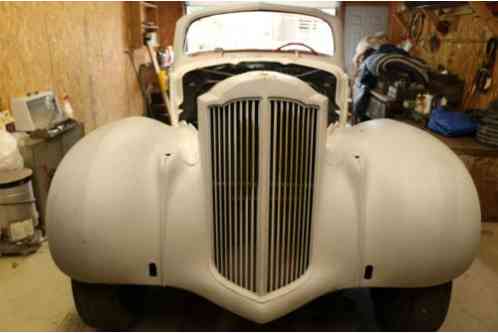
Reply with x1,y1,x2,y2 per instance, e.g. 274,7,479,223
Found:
389,2,498,110
388,3,498,222
0,2,151,133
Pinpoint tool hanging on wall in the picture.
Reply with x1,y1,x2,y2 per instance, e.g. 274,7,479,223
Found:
409,10,425,45
470,37,498,95
144,35,178,126
429,33,442,53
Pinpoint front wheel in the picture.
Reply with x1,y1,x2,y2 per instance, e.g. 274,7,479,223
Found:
371,281,452,331
71,279,146,330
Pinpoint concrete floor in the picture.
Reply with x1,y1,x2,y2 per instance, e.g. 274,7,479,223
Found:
1,223,498,331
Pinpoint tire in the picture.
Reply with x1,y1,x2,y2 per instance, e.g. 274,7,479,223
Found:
371,281,452,331
71,279,146,330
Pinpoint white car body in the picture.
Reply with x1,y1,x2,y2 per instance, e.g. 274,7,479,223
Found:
47,3,480,324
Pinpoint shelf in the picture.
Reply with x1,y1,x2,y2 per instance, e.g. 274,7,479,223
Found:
129,2,160,49
142,1,157,9
142,23,159,30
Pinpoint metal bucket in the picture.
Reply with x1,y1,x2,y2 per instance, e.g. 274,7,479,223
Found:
0,169,40,254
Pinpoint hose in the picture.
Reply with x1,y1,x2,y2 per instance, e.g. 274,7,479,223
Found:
471,37,497,95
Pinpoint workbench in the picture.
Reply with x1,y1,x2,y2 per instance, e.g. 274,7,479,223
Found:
16,122,84,232
402,119,498,222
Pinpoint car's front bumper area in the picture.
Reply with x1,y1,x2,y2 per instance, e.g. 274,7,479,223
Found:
161,258,356,324
159,150,361,323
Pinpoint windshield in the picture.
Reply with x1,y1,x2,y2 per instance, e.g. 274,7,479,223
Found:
185,11,334,56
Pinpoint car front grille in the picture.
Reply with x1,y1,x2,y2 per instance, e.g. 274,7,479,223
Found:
267,99,318,293
209,99,260,293
208,97,319,295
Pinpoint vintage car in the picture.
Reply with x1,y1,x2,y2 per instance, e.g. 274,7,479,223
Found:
47,3,481,331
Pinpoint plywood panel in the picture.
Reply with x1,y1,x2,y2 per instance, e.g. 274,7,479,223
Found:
0,3,54,103
86,3,130,127
125,48,147,118
44,2,91,127
389,3,498,110
0,2,148,133
84,3,107,129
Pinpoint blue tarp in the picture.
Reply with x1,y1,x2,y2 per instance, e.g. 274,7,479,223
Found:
428,107,478,137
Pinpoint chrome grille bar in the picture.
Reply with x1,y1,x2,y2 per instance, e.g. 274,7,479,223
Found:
209,99,260,293
267,99,318,293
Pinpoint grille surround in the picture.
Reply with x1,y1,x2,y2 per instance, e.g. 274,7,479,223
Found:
198,71,328,296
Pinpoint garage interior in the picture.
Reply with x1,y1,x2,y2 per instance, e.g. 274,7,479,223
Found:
1,1,498,331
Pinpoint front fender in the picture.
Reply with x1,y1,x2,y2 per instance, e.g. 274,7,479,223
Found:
325,119,481,287
47,117,197,285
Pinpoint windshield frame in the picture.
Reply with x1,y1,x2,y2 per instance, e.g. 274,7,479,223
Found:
182,9,336,58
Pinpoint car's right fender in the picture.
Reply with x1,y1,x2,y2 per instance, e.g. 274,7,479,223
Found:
323,119,481,287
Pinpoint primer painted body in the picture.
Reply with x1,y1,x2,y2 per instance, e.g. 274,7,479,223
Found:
169,2,348,126
47,4,480,324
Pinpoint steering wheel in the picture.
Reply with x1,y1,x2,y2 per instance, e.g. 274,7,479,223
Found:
275,42,318,55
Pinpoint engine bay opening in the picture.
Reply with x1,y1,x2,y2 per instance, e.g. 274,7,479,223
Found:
180,62,339,127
